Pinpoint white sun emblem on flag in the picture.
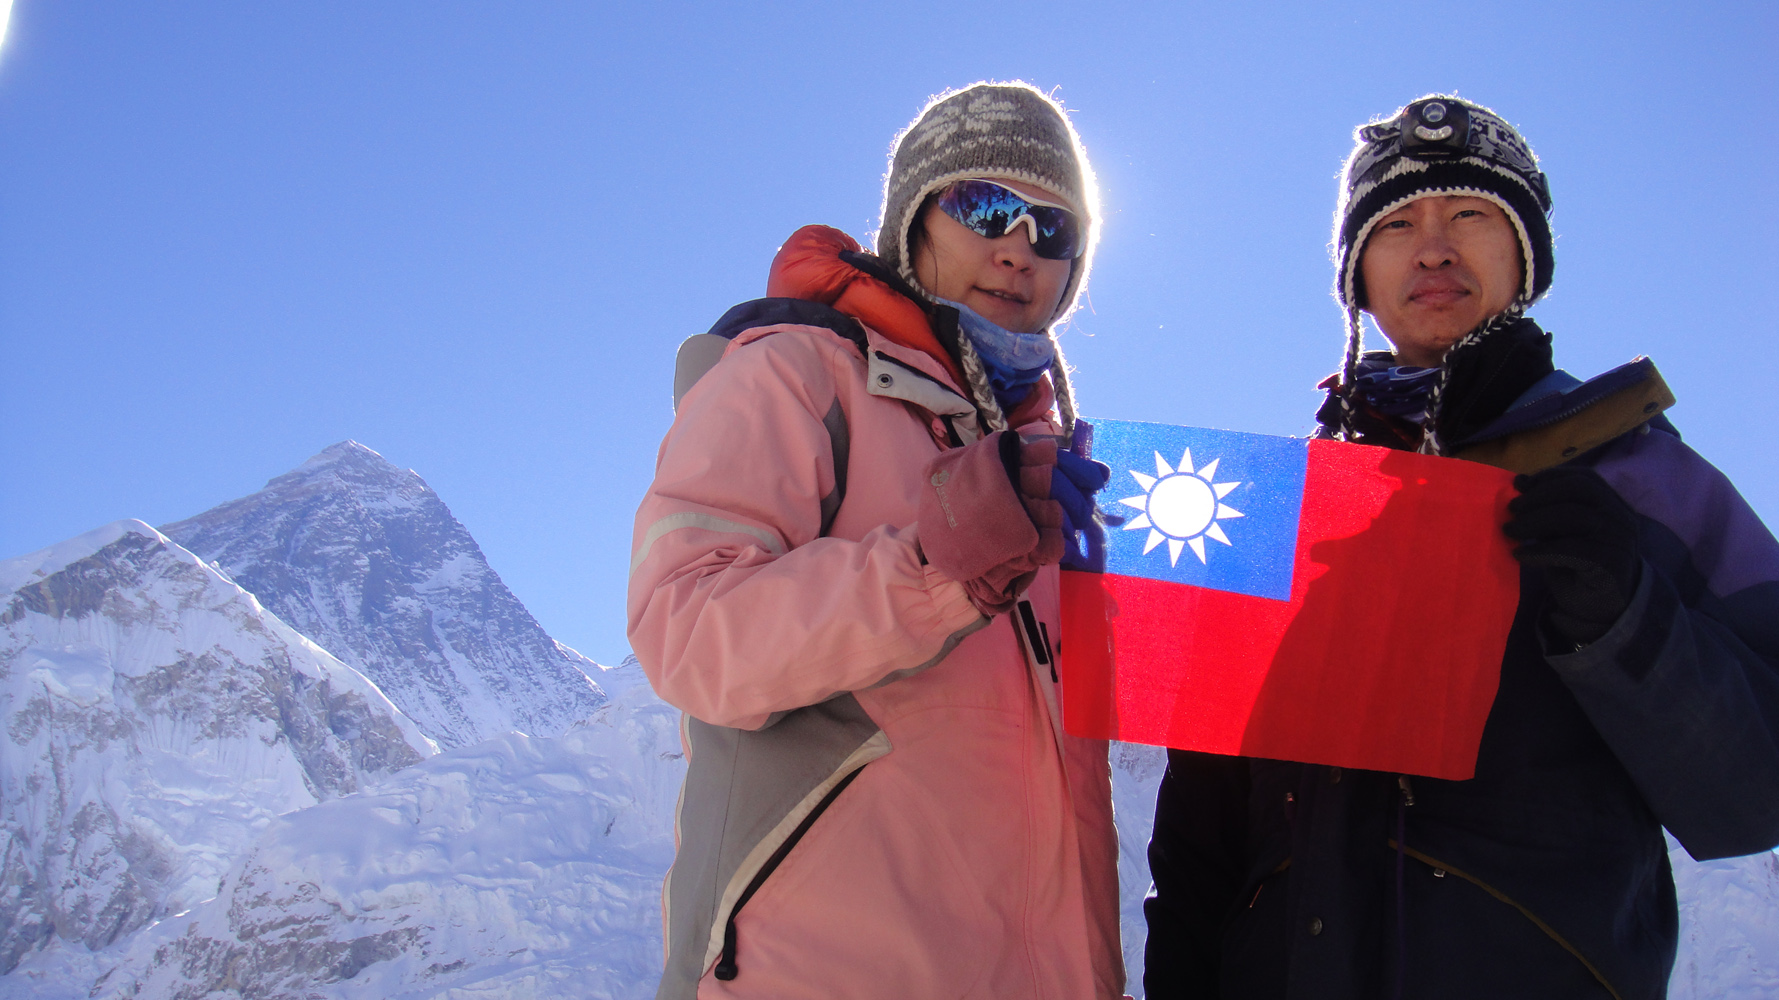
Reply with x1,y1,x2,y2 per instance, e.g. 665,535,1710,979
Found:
1118,450,1245,566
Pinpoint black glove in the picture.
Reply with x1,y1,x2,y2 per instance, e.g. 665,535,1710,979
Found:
1504,467,1643,647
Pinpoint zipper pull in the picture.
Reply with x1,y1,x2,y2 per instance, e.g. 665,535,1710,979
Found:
1397,774,1416,808
1015,600,1053,673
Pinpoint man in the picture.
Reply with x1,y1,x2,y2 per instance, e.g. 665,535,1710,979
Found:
1143,95,1779,1000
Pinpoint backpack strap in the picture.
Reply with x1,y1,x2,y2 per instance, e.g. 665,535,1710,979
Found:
1453,359,1677,474
673,298,870,537
673,298,869,412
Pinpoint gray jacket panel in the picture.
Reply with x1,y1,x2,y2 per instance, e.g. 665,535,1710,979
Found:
656,694,888,1000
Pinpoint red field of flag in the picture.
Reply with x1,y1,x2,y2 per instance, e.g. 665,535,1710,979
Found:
1060,427,1519,780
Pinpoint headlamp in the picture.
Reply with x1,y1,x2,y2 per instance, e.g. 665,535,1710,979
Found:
1350,97,1551,212
1399,99,1471,159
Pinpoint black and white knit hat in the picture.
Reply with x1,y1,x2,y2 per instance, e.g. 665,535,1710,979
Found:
1332,95,1554,453
876,81,1099,435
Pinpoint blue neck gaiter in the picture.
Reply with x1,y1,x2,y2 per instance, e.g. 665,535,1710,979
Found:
938,298,1056,411
1352,355,1442,425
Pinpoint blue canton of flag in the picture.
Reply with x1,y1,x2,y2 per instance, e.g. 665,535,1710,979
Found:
1092,420,1308,602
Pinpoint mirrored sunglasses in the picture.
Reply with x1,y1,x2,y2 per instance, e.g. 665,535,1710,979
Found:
935,179,1085,260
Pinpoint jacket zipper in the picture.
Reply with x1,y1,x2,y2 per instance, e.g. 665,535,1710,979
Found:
1385,839,1626,1000
713,766,867,981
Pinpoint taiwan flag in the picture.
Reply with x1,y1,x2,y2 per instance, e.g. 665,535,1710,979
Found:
1060,420,1520,780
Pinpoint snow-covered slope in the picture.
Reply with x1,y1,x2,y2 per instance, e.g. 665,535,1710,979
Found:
0,521,433,980
1669,835,1779,999
1111,742,1168,989
162,442,606,750
94,658,683,1000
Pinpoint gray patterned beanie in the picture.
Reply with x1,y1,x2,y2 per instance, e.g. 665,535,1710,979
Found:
876,82,1096,437
877,82,1096,328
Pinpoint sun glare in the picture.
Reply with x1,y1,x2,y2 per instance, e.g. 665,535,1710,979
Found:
1119,449,1244,566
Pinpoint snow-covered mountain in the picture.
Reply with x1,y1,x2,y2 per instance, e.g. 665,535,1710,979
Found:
0,521,433,982
91,660,683,1000
1669,836,1779,1000
162,442,606,750
1112,742,1168,986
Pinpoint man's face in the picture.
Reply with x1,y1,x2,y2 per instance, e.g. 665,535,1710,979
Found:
1359,195,1524,367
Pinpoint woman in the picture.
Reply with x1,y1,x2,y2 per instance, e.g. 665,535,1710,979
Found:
628,82,1123,999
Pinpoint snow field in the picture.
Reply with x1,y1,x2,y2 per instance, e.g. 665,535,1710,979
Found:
6,493,1775,997
96,660,683,1000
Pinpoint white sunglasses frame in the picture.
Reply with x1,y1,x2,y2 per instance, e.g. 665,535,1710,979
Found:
944,178,1079,252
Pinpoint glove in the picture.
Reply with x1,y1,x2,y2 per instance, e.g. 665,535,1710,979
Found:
919,431,1065,616
1052,450,1116,572
1503,467,1643,648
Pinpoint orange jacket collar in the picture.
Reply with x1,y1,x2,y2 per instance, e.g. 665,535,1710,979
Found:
767,225,968,388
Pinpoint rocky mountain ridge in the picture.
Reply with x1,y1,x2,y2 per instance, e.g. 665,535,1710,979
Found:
0,520,433,979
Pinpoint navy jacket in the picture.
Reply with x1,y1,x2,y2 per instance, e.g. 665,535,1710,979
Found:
1144,347,1779,999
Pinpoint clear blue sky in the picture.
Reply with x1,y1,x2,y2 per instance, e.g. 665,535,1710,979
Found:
2,2,1773,664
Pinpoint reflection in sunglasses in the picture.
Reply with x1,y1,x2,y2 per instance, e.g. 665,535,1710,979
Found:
936,179,1083,261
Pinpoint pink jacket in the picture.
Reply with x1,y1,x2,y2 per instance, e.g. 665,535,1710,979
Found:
628,259,1122,998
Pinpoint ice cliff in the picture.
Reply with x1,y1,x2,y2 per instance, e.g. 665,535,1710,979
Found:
91,661,682,1000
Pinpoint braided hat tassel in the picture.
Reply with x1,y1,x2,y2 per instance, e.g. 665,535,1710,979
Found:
953,331,1010,435
1416,308,1525,456
1049,336,1079,445
1337,306,1366,443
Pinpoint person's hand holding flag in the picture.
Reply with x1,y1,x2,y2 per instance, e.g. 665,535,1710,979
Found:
1052,448,1119,572
918,431,1065,617
1505,467,1643,649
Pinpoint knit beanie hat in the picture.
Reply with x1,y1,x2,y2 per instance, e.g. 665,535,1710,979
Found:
1330,95,1554,452
876,81,1098,435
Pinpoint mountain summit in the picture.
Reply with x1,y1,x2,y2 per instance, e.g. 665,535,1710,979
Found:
163,442,606,749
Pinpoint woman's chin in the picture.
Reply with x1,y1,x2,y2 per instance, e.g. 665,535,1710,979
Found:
967,298,1036,333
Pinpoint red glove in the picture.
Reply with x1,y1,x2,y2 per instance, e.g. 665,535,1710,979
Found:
918,431,1064,616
